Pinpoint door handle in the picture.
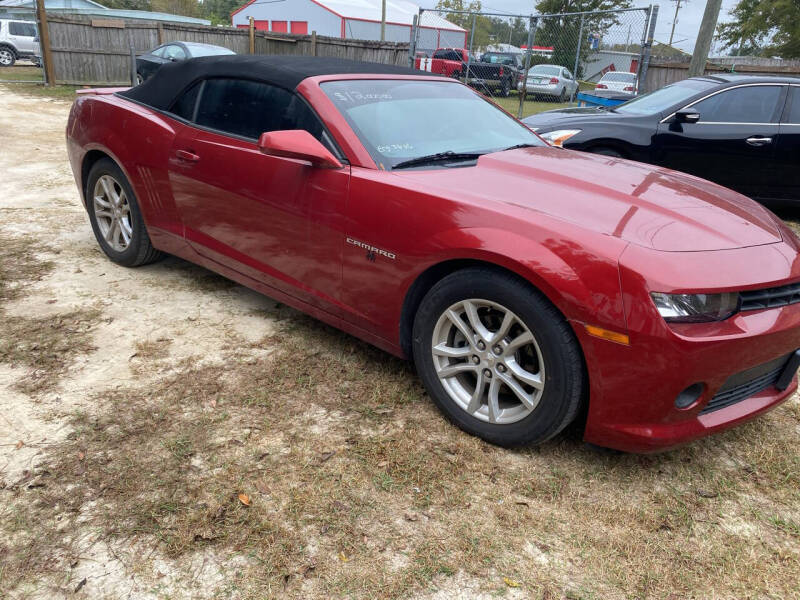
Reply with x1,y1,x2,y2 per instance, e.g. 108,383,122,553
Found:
746,136,772,147
176,149,200,162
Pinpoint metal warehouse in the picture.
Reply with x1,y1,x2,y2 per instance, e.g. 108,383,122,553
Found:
230,0,466,51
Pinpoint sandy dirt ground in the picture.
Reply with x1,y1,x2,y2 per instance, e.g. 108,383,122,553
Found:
0,88,287,597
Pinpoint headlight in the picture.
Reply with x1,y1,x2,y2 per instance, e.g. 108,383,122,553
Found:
650,292,740,323
538,129,581,147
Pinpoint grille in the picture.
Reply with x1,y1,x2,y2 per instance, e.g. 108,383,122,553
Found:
700,353,791,415
740,282,800,311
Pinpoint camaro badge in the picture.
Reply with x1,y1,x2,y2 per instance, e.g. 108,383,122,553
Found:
346,237,396,261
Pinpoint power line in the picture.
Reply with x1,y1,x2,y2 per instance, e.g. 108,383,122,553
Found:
668,0,688,47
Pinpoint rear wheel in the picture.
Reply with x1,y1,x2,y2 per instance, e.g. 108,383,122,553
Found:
412,268,585,447
86,158,164,267
500,79,511,97
0,46,15,67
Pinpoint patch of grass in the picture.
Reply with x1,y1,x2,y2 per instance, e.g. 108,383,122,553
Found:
0,234,54,302
2,310,799,598
490,92,571,119
0,65,43,82
0,81,80,101
0,310,100,394
0,234,100,394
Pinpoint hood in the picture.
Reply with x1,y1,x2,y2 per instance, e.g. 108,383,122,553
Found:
393,147,782,252
522,106,629,130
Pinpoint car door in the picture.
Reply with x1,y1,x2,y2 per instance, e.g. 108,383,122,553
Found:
771,84,800,203
8,21,36,55
167,78,349,312
653,83,786,199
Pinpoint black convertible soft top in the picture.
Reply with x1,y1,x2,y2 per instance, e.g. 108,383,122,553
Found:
119,55,427,111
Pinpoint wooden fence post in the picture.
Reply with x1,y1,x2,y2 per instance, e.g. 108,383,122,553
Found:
311,30,317,56
249,17,255,54
35,0,56,86
157,22,164,45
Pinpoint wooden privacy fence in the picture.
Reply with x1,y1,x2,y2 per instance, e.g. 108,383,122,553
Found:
644,59,800,91
44,15,410,86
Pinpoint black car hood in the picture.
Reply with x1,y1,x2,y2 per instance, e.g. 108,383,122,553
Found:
522,107,634,130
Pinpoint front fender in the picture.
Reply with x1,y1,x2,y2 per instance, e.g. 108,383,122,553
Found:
412,226,628,331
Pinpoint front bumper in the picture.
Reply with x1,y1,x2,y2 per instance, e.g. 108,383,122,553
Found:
579,239,800,453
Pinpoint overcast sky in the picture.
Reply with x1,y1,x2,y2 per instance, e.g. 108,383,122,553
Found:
425,1,741,53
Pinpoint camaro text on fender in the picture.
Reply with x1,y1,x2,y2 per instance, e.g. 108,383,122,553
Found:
346,237,396,260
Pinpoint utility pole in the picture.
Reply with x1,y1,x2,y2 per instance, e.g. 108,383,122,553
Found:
688,0,723,77
668,0,686,47
35,0,55,86
380,0,386,41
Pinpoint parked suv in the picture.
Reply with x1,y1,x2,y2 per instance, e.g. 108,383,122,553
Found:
0,19,39,66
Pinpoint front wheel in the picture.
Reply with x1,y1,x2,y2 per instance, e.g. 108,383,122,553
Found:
558,87,566,102
136,72,144,85
86,158,164,267
0,47,15,67
412,268,585,447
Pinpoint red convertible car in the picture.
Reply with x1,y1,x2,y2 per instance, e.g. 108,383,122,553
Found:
66,56,800,453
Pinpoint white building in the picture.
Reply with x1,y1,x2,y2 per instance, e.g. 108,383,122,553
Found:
231,0,466,52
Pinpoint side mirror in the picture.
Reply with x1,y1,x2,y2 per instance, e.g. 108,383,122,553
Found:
674,109,700,124
258,130,343,169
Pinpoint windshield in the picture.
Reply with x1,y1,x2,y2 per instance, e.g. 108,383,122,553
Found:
186,44,235,57
600,72,635,82
483,54,516,65
528,65,561,76
321,79,544,170
615,79,715,115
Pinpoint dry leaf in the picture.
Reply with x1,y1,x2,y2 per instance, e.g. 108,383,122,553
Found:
338,551,349,562
255,479,269,494
238,493,251,506
503,577,520,588
319,451,336,463
15,440,24,450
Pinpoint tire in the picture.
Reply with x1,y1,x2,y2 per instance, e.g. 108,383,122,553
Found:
558,87,566,102
85,158,164,267
0,46,16,67
499,79,511,97
590,147,623,158
412,268,585,447
136,72,144,85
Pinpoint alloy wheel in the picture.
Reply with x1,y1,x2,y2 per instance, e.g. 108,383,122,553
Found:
93,174,133,252
431,299,545,424
0,49,13,66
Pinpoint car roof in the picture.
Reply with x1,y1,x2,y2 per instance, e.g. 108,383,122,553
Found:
690,74,800,85
120,55,427,111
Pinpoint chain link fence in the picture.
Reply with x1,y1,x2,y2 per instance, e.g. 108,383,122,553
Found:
410,5,658,119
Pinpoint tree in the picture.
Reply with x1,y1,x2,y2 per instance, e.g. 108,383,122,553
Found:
434,0,493,49
533,0,633,77
717,0,800,58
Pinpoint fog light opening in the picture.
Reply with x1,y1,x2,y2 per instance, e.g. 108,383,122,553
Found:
675,383,704,409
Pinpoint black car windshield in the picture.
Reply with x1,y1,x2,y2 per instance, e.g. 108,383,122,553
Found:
185,44,235,57
615,79,716,115
321,79,544,169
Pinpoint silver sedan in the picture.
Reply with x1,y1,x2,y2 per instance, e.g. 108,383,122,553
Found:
518,64,579,102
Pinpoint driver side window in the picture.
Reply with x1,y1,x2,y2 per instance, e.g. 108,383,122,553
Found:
690,85,783,124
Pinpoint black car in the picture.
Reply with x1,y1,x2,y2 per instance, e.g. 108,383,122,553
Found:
523,75,800,205
136,42,235,84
